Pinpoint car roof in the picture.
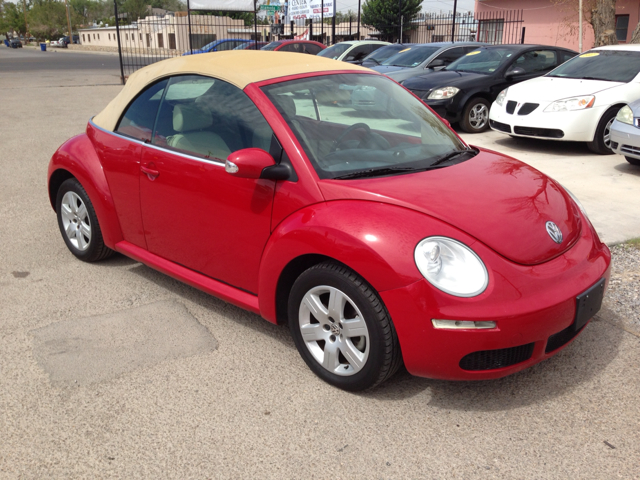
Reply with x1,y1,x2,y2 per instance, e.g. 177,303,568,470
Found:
277,40,324,45
592,44,640,52
339,40,390,46
93,51,369,131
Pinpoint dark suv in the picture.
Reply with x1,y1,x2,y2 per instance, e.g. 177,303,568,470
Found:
9,38,22,48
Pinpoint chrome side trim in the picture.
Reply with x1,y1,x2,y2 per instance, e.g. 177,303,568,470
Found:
88,118,226,167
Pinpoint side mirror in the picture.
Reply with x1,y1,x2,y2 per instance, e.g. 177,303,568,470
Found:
428,59,445,69
506,66,526,79
225,148,290,181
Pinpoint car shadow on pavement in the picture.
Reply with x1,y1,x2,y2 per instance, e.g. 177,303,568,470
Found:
490,136,593,157
614,162,640,177
127,263,292,347
363,316,625,409
124,261,624,407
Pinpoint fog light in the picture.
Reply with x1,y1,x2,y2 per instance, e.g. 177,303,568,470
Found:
431,319,496,330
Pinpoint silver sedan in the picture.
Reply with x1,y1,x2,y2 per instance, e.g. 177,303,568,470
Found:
611,99,640,166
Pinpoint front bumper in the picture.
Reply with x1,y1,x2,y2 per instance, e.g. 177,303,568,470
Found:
489,101,606,142
610,119,640,159
380,218,611,380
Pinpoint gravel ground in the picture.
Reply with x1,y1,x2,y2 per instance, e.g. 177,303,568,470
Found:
601,243,640,336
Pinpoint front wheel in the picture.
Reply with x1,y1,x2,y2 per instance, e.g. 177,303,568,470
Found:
56,178,113,262
460,98,490,133
587,107,618,155
288,262,402,391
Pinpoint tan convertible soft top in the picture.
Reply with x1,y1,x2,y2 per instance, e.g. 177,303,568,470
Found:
92,51,369,131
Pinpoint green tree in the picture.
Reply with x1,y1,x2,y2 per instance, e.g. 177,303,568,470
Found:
361,0,422,41
29,0,69,40
2,1,28,37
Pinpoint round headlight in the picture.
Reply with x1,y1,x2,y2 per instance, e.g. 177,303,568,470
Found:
616,105,634,125
414,237,488,297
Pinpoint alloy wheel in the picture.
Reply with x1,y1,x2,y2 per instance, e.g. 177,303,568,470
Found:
60,191,92,251
298,285,370,376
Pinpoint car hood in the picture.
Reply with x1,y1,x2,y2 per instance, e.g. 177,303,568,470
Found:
318,149,581,266
371,65,410,74
506,76,624,102
402,70,489,90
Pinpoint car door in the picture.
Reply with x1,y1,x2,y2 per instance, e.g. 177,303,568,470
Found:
138,74,277,294
102,78,169,249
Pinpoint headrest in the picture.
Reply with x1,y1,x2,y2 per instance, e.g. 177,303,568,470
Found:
274,95,296,119
173,104,213,133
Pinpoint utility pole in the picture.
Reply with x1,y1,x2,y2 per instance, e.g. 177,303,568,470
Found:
65,0,73,45
579,0,583,52
22,0,29,40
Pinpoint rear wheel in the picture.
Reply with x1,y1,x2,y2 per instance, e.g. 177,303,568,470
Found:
56,178,113,262
460,98,490,133
288,262,402,391
587,107,618,155
625,156,640,166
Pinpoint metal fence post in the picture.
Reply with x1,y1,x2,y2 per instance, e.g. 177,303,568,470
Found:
356,0,361,40
114,0,126,85
451,0,457,42
521,26,526,44
254,0,258,47
186,0,193,54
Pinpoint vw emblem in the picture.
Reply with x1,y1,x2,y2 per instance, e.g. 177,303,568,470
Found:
546,221,563,244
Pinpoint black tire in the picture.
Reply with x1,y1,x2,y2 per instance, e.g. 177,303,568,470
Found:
288,262,402,391
587,107,619,155
460,97,491,133
56,178,114,262
625,156,640,166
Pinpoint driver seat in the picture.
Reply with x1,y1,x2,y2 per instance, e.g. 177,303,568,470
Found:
168,104,231,160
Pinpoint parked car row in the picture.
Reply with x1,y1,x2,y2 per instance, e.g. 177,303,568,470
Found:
178,36,640,162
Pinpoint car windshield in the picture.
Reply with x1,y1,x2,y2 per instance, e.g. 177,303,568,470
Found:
446,47,515,74
381,46,440,67
261,73,471,180
363,45,406,64
317,43,351,59
547,50,640,82
261,42,281,51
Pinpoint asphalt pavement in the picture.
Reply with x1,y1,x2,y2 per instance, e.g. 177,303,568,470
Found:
1,46,639,478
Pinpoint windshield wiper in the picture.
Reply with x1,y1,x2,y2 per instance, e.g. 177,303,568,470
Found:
429,149,476,168
580,76,616,81
333,167,417,179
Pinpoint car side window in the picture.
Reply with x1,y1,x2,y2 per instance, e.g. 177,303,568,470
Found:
151,75,274,160
116,79,169,142
346,45,370,62
304,43,322,55
433,47,467,67
279,43,296,52
560,50,577,64
513,50,558,73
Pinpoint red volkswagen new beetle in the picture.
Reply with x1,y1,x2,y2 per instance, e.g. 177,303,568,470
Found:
47,52,611,391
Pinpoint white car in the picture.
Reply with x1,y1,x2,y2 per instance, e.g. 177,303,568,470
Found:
50,37,67,48
489,45,640,154
316,40,390,64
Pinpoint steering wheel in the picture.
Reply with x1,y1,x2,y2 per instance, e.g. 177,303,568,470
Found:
330,123,371,153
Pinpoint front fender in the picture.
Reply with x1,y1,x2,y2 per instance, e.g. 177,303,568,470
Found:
47,132,123,249
257,200,480,323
